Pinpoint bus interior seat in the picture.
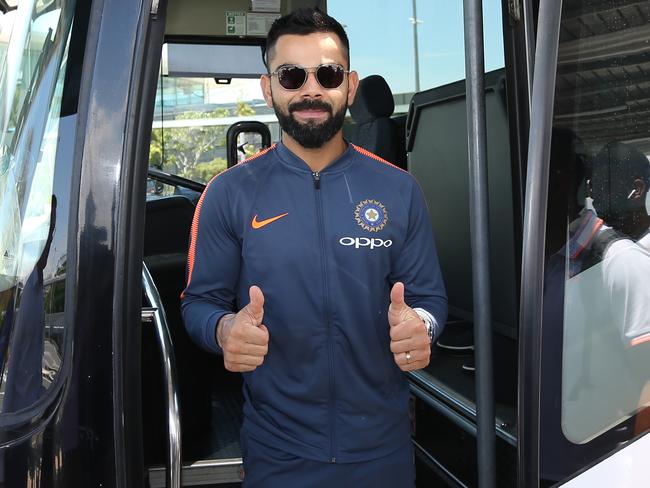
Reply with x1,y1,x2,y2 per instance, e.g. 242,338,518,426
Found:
405,69,518,409
349,74,406,169
142,194,215,463
144,195,195,275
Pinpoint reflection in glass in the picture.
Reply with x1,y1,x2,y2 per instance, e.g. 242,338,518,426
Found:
541,1,650,484
0,0,76,411
561,142,650,442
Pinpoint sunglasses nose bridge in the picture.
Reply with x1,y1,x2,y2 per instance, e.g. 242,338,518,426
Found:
299,68,324,92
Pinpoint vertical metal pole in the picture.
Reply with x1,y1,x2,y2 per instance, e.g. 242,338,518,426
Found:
411,0,421,92
518,1,563,486
463,0,496,487
522,0,536,112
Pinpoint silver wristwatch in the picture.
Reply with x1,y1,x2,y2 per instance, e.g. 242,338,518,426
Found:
414,309,435,343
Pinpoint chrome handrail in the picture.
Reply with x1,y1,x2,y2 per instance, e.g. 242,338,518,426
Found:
142,263,182,488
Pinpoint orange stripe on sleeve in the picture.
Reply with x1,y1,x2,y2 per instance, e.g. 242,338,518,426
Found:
631,332,650,347
182,144,276,298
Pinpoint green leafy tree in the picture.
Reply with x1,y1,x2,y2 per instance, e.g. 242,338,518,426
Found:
148,102,258,184
176,108,230,120
192,158,228,182
149,130,163,169
236,100,256,116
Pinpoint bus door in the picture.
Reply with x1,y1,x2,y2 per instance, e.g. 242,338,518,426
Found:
144,2,521,486
330,1,532,487
0,0,170,486
520,0,650,486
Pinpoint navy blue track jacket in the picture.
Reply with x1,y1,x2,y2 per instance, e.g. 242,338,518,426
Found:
181,141,447,463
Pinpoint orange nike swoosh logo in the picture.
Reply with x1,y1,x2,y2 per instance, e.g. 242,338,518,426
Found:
251,212,289,229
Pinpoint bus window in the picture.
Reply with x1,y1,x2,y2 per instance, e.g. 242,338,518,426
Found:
149,43,278,190
540,1,650,484
328,0,505,104
0,0,77,415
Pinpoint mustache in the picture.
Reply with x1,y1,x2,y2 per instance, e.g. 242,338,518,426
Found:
288,99,333,115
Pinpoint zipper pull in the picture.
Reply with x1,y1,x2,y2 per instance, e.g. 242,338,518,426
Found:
313,171,321,190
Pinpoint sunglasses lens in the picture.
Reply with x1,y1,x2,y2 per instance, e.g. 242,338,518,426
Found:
317,65,345,88
278,67,307,90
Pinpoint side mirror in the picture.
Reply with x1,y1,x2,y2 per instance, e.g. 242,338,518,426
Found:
226,121,271,168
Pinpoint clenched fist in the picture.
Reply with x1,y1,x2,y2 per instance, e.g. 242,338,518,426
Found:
388,282,431,371
216,286,269,372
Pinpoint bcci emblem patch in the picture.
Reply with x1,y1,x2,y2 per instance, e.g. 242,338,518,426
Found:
355,199,388,232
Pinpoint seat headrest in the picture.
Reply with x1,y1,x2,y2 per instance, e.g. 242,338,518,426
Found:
349,75,395,125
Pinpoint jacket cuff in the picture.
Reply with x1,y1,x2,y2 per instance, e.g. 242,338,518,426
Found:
204,310,231,355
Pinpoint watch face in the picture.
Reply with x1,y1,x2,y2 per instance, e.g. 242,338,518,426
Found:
426,322,434,342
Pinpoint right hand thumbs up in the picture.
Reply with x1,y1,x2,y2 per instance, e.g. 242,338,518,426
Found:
244,285,265,326
218,286,270,372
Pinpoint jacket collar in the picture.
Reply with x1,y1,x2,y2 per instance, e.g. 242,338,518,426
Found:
562,209,604,260
274,140,355,174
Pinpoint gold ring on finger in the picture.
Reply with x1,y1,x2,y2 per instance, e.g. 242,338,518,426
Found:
405,351,412,363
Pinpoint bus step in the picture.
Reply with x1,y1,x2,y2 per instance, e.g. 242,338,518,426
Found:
148,458,243,487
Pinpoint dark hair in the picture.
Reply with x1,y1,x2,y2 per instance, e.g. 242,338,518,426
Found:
263,7,350,70
591,140,650,223
593,141,650,187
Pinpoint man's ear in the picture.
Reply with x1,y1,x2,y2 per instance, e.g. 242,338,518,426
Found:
260,74,273,109
347,70,360,106
631,178,646,200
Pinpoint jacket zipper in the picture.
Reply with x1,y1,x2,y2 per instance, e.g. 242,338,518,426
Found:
313,171,336,463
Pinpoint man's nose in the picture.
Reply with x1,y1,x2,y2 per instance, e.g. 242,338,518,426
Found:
300,70,323,96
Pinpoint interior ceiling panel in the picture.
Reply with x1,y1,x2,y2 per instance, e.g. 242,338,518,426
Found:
554,0,650,153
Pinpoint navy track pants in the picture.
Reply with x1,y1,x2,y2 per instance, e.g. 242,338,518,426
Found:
241,432,416,488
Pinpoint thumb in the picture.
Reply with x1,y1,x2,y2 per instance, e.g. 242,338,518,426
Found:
390,282,407,310
247,285,265,319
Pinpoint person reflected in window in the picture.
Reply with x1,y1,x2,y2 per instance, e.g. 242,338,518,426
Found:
2,195,57,413
590,142,650,435
540,128,600,484
592,141,650,242
0,196,56,487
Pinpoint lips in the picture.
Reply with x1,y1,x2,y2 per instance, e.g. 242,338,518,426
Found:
293,109,328,119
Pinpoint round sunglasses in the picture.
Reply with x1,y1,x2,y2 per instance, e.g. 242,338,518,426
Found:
269,64,350,91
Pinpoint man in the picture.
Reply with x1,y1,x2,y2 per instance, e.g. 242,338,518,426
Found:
181,8,447,487
540,139,650,484
590,141,650,349
539,128,597,483
590,142,650,435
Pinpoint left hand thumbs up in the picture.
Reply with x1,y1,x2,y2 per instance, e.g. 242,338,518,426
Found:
388,282,418,327
388,282,431,371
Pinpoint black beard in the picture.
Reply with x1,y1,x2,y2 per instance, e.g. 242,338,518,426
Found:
273,98,346,149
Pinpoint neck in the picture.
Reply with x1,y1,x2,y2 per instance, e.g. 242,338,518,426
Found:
629,214,650,240
282,132,347,172
611,210,650,240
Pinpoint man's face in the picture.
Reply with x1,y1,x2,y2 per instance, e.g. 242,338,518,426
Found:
261,32,359,149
